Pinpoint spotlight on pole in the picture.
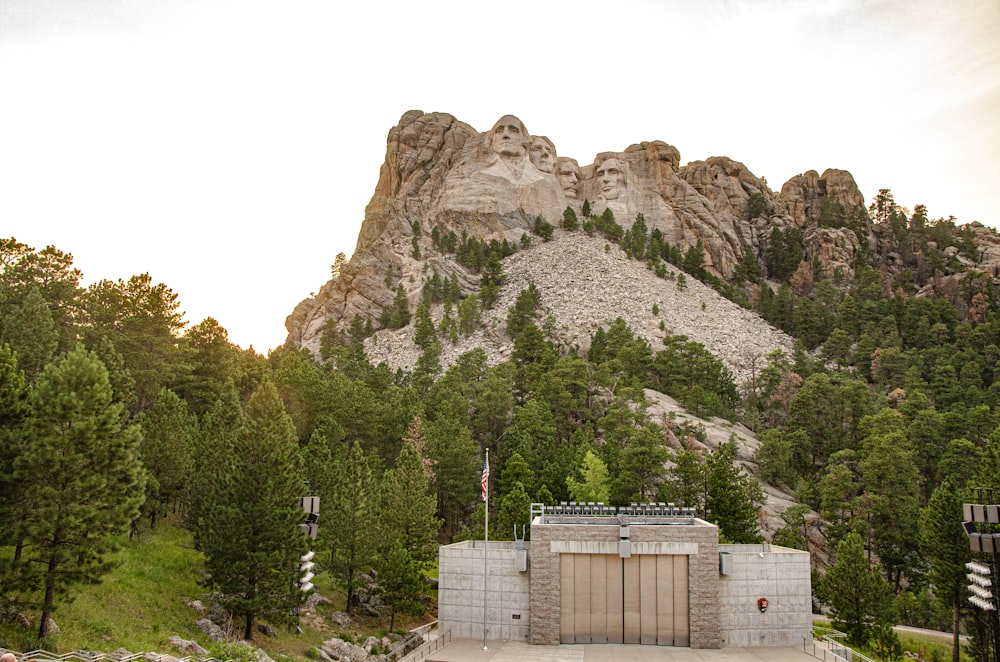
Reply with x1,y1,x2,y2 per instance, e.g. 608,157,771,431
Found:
300,550,316,593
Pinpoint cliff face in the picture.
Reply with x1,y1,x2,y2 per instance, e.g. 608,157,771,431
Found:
285,110,995,358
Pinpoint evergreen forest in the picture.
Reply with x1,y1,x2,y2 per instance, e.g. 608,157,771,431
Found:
1,188,1000,661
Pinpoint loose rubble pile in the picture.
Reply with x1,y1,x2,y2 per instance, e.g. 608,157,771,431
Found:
365,231,794,385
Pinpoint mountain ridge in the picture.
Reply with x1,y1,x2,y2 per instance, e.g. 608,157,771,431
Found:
287,110,873,354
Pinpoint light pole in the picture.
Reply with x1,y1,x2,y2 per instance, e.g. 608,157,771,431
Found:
963,488,1000,662
291,496,319,633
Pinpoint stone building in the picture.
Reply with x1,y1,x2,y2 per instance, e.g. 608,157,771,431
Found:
438,503,812,649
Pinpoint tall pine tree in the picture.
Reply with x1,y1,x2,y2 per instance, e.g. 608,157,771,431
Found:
819,531,895,648
0,344,29,563
326,442,379,613
14,345,146,639
919,478,971,662
202,380,307,640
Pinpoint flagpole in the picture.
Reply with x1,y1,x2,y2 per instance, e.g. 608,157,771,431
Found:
482,448,489,651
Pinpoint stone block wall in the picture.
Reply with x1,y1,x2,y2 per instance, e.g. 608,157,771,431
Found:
528,518,720,648
437,541,530,641
717,543,812,647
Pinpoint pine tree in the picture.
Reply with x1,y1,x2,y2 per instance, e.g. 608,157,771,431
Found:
819,532,895,648
139,388,196,528
495,481,532,540
375,539,425,633
682,239,707,281
175,317,240,417
919,478,970,662
202,380,307,639
14,345,147,639
457,295,481,336
611,425,669,504
189,381,243,550
82,274,185,413
384,284,411,329
379,440,441,569
0,286,58,380
659,448,706,511
425,400,478,536
0,344,29,558
0,240,82,355
704,439,764,543
413,303,436,350
561,206,579,231
326,442,378,613
566,450,610,503
859,428,921,589
498,451,535,498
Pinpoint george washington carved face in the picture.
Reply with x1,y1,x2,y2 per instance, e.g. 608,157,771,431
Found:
489,115,529,158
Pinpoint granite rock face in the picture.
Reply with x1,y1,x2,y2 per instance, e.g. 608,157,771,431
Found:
287,110,876,358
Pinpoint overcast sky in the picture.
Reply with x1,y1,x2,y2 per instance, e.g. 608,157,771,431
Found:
2,0,998,352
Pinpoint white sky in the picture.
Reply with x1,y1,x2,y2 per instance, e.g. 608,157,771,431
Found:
2,0,998,352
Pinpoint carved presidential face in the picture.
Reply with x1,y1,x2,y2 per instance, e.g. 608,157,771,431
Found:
529,137,556,173
490,115,529,158
597,158,625,200
557,157,580,198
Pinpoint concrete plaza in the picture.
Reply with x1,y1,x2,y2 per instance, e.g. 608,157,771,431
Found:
414,638,821,661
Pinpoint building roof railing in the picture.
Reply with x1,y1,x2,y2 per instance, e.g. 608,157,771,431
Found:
530,501,698,524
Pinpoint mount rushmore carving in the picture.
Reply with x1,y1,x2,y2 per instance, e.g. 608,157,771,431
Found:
287,110,873,353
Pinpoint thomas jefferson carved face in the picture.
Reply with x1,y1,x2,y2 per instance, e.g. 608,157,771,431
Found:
490,115,529,158
597,158,625,200
557,158,580,198
529,136,556,173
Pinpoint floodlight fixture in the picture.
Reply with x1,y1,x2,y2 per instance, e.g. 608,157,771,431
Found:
969,583,994,601
968,560,991,575
968,572,993,588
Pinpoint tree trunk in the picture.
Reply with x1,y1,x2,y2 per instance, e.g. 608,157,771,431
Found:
244,611,254,641
345,566,355,614
951,599,960,662
38,554,59,640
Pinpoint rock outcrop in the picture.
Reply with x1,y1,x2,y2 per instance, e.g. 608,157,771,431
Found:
286,110,878,359
287,109,1000,372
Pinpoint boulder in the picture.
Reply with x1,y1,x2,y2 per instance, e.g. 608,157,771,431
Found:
197,617,226,642
304,591,333,612
321,637,370,662
329,611,352,627
252,648,276,662
167,636,209,657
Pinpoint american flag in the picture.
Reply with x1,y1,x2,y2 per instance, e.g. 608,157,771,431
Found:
480,454,490,502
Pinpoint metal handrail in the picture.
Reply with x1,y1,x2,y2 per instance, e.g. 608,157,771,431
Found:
802,627,879,662
1,651,223,662
396,628,452,662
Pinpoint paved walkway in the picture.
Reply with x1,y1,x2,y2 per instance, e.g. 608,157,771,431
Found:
418,639,820,661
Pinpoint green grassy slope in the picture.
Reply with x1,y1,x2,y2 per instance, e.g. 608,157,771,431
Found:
1,519,430,660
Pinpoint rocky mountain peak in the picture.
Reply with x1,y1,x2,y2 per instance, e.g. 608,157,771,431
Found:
286,110,875,362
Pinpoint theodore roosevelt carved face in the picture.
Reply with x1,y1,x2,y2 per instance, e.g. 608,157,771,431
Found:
597,158,626,201
528,136,557,174
557,157,580,198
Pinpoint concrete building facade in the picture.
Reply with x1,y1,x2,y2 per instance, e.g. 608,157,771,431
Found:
437,505,812,649
717,544,813,647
